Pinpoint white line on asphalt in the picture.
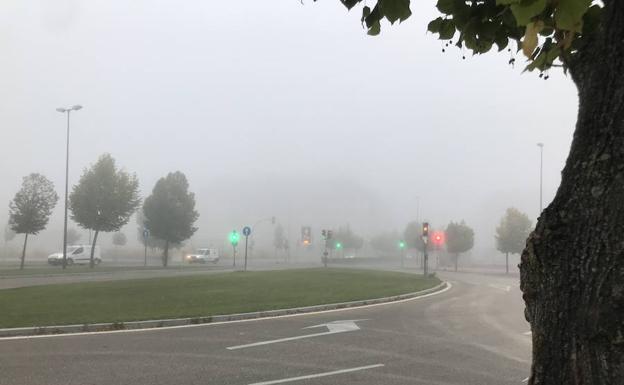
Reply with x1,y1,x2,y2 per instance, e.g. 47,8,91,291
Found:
0,283,452,341
248,364,384,385
522,377,529,382
488,284,511,292
227,320,365,350
523,331,532,336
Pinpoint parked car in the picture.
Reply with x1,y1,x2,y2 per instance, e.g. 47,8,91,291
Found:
48,245,101,266
185,248,219,264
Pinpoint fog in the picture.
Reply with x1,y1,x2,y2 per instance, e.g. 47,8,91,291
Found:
0,1,577,265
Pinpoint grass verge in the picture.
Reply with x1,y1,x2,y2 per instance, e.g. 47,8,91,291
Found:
0,268,439,328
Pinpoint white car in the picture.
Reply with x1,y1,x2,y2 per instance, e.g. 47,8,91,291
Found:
48,245,101,266
185,248,219,264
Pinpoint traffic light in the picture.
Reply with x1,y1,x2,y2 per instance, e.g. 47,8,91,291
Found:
322,229,327,238
327,230,333,239
336,242,342,249
229,230,240,246
399,240,406,249
422,222,429,237
302,226,312,246
432,231,445,247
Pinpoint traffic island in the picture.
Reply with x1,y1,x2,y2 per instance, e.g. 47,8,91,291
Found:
0,268,444,337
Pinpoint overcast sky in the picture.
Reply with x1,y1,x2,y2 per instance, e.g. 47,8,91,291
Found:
0,0,578,258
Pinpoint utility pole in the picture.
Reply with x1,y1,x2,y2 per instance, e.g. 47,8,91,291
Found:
422,222,429,277
56,105,83,269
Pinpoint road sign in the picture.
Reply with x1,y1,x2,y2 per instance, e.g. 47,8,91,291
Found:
243,226,251,236
143,228,150,239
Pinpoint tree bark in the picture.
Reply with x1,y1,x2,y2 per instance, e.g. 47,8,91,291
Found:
454,253,458,272
520,2,624,383
506,252,509,275
19,234,28,270
163,240,169,268
89,230,99,268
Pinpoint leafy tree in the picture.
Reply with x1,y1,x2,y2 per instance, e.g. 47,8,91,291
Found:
8,174,59,269
69,154,140,268
496,208,532,274
112,232,127,247
370,231,401,255
403,221,427,252
4,224,16,243
273,223,285,257
66,228,82,245
332,225,364,251
330,1,622,381
445,221,474,272
143,171,198,267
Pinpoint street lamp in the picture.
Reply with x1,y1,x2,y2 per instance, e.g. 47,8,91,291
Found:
537,142,544,213
57,105,83,269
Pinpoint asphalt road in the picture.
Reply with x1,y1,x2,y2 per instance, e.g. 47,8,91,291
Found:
0,271,530,385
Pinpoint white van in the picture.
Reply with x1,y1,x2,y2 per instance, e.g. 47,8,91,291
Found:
185,248,219,264
48,245,102,266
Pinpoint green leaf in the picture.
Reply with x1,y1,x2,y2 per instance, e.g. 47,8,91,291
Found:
427,17,444,34
436,0,455,14
380,0,412,24
494,33,509,51
555,0,591,31
439,19,456,40
341,0,361,10
368,20,381,36
361,6,371,24
510,0,546,26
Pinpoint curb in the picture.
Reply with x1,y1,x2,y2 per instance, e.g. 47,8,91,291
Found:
0,281,448,338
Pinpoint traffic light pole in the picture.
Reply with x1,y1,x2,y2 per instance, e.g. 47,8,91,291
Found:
244,235,249,272
423,240,428,277
232,245,237,268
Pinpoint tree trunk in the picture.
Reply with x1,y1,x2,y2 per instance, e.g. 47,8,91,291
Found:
454,253,458,272
19,234,28,270
520,2,624,383
163,240,169,268
89,230,99,268
505,252,509,275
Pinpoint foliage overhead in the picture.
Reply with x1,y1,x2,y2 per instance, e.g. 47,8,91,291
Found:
336,0,601,73
445,220,475,255
8,173,59,235
143,171,199,246
495,207,532,255
135,210,182,250
70,154,141,233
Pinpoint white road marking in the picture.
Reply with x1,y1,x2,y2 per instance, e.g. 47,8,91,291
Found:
522,377,529,382
227,320,365,350
523,331,532,336
488,284,511,292
0,282,452,341
248,364,384,385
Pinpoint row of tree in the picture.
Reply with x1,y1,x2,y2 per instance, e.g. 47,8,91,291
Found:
7,154,199,269
366,208,532,273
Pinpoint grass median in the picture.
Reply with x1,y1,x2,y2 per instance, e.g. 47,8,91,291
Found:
0,268,439,328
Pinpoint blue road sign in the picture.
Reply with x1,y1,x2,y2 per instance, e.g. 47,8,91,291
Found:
242,226,251,237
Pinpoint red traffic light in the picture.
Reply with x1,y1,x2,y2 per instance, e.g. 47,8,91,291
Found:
431,231,445,246
422,222,429,237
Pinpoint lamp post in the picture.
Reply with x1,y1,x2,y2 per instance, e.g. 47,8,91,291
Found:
537,142,544,213
56,105,83,269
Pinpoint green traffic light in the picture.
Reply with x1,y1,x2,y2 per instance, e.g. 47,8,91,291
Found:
399,241,405,249
229,230,240,246
336,242,342,249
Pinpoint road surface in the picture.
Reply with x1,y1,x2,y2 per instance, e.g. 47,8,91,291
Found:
0,271,530,385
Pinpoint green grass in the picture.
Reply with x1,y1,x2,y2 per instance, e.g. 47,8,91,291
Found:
0,268,439,328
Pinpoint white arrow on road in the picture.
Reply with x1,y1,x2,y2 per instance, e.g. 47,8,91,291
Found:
226,320,367,350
